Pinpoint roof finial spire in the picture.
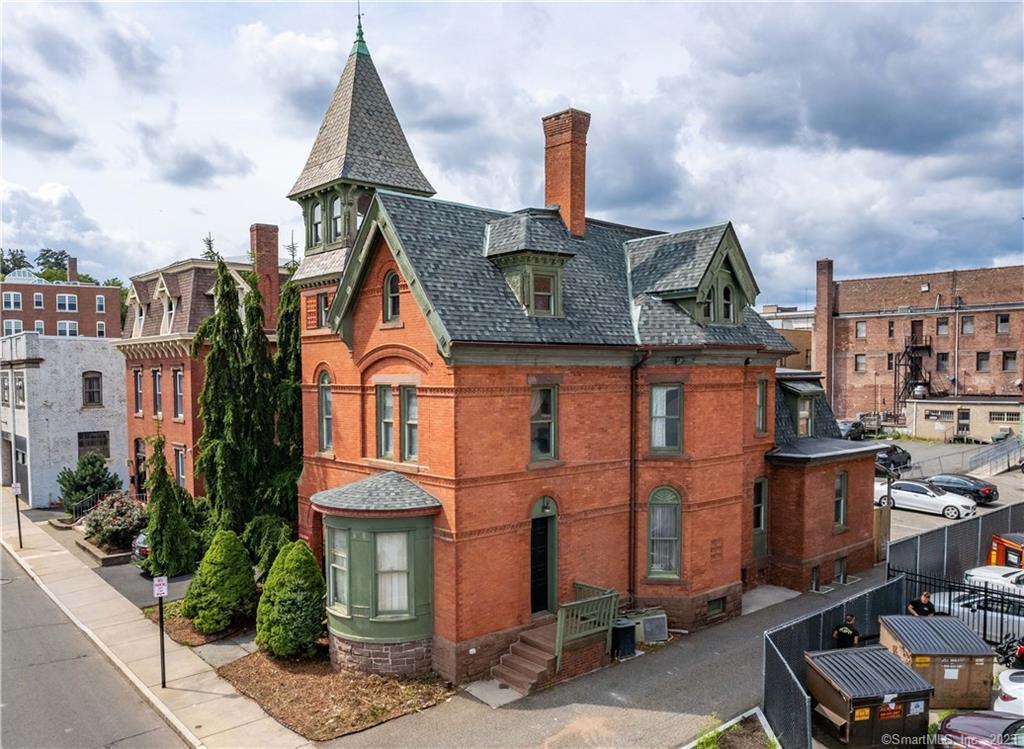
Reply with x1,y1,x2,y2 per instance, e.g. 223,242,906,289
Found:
352,1,369,55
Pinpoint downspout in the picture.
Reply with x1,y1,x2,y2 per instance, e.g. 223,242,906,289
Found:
954,307,960,397
628,349,651,600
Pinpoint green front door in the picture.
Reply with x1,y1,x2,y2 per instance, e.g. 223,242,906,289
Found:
753,480,768,559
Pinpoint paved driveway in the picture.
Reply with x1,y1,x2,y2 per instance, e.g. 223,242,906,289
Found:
323,566,886,749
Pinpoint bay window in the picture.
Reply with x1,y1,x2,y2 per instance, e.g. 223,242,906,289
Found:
328,528,349,614
375,532,409,615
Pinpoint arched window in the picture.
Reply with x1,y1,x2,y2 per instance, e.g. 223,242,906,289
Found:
722,286,734,323
82,371,103,407
702,287,716,322
318,372,333,451
383,272,400,322
331,196,343,240
311,202,323,245
648,487,680,576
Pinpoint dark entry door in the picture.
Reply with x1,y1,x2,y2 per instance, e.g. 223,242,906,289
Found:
910,319,924,344
530,518,549,613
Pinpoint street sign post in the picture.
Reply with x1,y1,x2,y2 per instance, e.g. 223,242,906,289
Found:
11,482,23,549
153,576,168,687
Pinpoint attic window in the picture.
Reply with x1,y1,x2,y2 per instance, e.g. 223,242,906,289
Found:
703,288,716,322
383,272,400,322
331,197,343,241
161,297,176,334
722,286,734,323
311,202,323,245
533,274,554,315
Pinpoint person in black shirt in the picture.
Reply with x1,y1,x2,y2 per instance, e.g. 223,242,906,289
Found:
832,615,860,648
907,591,936,616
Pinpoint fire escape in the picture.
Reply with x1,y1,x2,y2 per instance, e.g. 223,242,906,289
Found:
893,334,932,415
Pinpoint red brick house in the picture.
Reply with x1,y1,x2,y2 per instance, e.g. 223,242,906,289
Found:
1,258,120,338
114,226,282,497
294,24,881,688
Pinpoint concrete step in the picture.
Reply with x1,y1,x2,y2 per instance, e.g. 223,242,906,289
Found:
520,626,557,654
511,641,556,669
492,664,532,695
501,652,547,680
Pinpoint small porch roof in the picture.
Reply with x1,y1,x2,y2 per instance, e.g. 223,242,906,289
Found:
767,438,886,463
310,471,442,512
780,379,825,397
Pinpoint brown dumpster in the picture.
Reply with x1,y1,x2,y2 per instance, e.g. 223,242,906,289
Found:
879,615,994,709
805,646,933,747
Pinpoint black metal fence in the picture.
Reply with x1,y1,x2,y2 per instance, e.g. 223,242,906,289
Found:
762,576,908,748
888,504,1024,579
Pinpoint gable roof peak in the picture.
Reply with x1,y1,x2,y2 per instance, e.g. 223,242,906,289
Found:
287,22,434,199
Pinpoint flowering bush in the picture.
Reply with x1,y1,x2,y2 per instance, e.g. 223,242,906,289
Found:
86,494,147,551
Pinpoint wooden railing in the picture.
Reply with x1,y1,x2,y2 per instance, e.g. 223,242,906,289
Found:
554,582,618,672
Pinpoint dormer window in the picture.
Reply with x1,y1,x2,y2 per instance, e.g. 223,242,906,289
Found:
311,202,323,245
331,196,343,241
532,274,554,316
703,288,716,322
132,303,145,338
161,297,176,334
722,286,734,323
383,271,400,322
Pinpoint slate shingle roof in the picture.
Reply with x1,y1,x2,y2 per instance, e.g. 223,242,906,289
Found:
288,45,434,199
626,224,728,295
293,249,348,283
375,191,792,352
310,471,442,512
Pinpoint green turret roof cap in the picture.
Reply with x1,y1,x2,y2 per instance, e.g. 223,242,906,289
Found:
351,17,369,56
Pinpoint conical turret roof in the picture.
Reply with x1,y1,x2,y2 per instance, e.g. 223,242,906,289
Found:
287,28,435,199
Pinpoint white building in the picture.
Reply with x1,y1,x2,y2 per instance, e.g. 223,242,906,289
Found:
1,332,128,508
760,304,816,330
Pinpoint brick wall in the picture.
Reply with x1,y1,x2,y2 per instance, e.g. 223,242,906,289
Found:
833,266,1024,314
1,282,118,337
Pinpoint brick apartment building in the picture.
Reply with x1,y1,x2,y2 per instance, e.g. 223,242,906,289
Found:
113,228,283,498
292,24,881,688
1,259,120,338
813,259,1024,424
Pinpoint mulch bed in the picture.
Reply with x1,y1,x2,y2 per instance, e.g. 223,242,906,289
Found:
143,600,253,647
716,715,774,749
218,648,453,741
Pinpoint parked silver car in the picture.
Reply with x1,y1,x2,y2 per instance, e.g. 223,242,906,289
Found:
930,590,1024,643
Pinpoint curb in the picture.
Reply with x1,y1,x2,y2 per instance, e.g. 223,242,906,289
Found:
1,536,206,749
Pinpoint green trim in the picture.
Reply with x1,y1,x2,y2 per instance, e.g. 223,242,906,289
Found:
351,18,369,56
529,386,558,461
400,386,418,462
491,252,569,317
647,486,681,579
694,224,760,322
648,383,683,453
529,498,559,614
752,478,768,558
376,386,394,459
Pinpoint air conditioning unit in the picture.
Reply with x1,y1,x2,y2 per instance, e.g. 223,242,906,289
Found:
631,610,668,643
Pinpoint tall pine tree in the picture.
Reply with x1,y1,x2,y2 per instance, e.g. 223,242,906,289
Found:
240,273,277,509
143,433,196,577
193,260,248,532
265,281,302,520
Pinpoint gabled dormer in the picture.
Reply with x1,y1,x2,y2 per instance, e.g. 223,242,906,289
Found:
287,20,434,257
484,209,576,318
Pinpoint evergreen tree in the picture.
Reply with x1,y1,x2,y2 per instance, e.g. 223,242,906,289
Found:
201,233,218,261
57,453,123,514
143,434,196,577
266,281,302,519
0,249,33,275
36,248,70,272
255,541,325,657
283,231,300,275
240,273,276,508
181,529,257,634
193,260,247,531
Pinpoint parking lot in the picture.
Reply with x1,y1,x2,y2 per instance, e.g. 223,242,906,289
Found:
881,440,1024,541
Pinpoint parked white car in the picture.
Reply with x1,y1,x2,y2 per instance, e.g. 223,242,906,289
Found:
965,566,1024,591
996,669,1024,715
873,479,977,519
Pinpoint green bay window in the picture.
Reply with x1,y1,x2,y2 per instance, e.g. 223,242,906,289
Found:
400,387,418,462
328,528,349,615
650,384,682,451
648,487,681,577
377,386,394,458
530,386,557,460
375,532,410,615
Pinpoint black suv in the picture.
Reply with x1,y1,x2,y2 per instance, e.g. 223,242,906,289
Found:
876,443,912,472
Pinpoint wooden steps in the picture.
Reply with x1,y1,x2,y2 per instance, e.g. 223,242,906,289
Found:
492,623,558,694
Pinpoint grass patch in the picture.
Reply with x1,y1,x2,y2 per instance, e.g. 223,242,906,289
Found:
218,649,453,741
143,600,252,647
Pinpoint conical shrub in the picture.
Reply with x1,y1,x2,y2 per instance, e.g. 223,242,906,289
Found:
256,541,326,657
181,529,257,634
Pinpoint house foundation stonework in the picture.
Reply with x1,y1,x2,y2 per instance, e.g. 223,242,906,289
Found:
329,635,432,678
292,22,883,687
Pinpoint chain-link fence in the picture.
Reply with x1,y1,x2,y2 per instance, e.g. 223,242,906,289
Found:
898,438,1022,480
887,505,1024,579
762,576,908,748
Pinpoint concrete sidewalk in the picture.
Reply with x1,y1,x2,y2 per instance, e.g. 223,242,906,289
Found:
0,488,310,749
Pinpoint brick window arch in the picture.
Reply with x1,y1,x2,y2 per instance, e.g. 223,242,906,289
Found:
383,271,400,322
648,486,681,577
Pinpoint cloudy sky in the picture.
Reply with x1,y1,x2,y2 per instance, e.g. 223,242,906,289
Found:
2,1,1021,305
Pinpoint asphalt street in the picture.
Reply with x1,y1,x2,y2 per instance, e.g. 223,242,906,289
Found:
0,548,183,749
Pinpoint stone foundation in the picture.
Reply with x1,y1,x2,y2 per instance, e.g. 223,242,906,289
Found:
769,539,875,592
635,582,744,631
329,633,433,678
433,619,550,684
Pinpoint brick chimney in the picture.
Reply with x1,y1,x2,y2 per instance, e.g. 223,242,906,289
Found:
813,258,835,407
250,224,280,331
67,256,78,283
542,108,590,238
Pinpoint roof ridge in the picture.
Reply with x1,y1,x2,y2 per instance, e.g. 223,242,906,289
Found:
375,189,510,217
623,222,730,245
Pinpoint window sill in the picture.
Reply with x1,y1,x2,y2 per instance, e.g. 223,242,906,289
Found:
172,417,185,424
755,431,769,439
327,606,351,620
369,613,416,623
82,404,103,409
315,450,336,460
379,320,404,330
832,524,848,536
362,457,426,474
527,458,563,471
134,412,144,419
643,575,681,586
